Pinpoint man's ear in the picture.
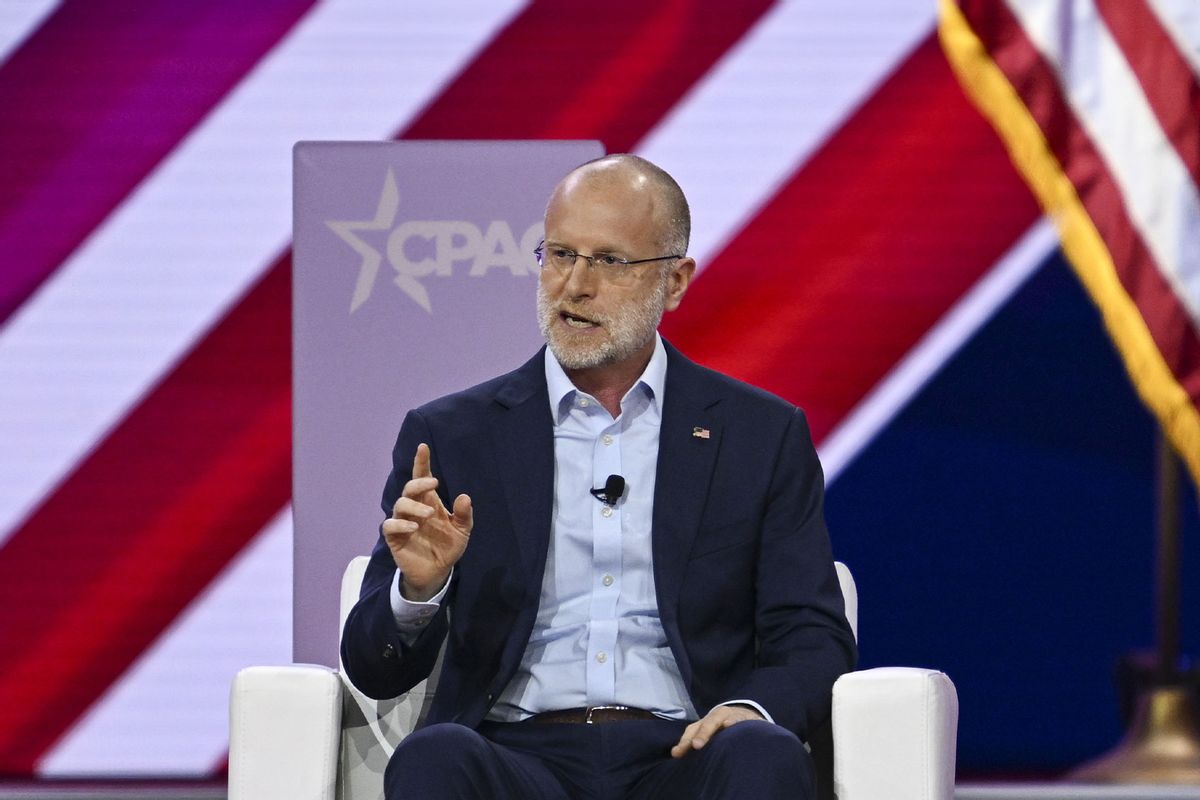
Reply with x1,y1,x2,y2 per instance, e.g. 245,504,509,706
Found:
663,257,696,312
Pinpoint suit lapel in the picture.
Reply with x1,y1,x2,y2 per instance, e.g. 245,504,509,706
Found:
491,350,555,586
652,343,723,625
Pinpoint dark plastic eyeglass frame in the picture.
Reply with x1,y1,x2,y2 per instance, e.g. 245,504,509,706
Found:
534,240,683,273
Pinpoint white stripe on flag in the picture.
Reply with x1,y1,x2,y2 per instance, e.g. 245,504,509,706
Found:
1006,0,1200,324
820,219,1059,483
0,0,524,545
0,0,58,65
637,0,935,268
36,507,293,776
1146,0,1200,77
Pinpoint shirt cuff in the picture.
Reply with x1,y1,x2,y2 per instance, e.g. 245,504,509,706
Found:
716,699,774,725
389,569,450,637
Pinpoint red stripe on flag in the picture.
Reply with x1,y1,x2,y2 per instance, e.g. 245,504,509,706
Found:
959,0,1200,397
0,0,315,324
662,35,1042,440
0,263,291,772
1095,0,1200,187
401,0,774,152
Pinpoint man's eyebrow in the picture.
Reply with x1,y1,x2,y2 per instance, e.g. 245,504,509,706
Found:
544,240,627,254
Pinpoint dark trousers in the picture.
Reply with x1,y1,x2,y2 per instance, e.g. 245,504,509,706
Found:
384,718,814,800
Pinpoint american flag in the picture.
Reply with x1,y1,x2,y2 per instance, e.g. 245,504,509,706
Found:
942,0,1200,489
0,0,1195,779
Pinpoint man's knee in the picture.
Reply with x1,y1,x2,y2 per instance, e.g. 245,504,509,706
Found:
702,721,812,793
385,723,493,797
709,720,805,762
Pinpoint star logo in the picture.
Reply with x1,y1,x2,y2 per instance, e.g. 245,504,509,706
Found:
326,168,432,314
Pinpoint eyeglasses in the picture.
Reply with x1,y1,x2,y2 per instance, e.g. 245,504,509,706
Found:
534,240,682,287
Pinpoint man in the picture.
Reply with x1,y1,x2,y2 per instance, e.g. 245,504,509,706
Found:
341,154,856,799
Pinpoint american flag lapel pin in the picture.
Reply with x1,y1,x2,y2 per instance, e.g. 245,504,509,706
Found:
692,426,711,440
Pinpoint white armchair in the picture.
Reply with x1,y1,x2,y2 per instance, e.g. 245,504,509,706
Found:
229,559,957,800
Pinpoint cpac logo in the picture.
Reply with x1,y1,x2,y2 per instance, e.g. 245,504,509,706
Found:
327,168,542,313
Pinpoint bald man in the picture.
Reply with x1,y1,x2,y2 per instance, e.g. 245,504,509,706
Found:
341,155,856,800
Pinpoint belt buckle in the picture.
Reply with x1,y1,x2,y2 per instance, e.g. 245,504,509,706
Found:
584,704,629,724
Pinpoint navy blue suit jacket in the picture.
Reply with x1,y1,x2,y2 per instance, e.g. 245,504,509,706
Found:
341,341,856,741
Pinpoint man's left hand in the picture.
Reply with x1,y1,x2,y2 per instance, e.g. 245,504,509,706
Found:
670,704,765,758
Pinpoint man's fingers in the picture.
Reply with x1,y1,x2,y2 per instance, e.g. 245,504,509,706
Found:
670,721,703,758
381,518,417,539
412,442,433,479
400,476,439,501
452,494,473,532
670,708,760,758
690,717,722,749
393,496,436,520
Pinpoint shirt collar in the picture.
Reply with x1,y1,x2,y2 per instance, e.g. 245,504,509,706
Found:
545,333,667,423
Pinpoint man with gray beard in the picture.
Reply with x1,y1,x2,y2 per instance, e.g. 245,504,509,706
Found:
341,154,856,800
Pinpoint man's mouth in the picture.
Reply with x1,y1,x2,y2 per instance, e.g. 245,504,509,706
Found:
560,310,599,329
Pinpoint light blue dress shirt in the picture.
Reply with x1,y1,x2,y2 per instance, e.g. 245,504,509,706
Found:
487,335,695,721
390,335,770,723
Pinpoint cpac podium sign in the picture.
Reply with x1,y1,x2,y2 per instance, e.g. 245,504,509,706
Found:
293,141,603,664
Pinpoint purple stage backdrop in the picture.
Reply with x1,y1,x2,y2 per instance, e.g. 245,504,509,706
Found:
292,140,604,665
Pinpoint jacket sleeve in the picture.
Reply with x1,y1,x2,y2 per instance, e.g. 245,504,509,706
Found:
340,409,453,700
728,407,857,739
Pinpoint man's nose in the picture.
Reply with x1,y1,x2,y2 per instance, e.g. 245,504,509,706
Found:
562,254,599,296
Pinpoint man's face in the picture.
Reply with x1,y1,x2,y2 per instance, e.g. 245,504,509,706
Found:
536,171,688,371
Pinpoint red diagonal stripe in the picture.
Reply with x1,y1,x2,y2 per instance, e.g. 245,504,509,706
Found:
1096,0,1200,187
959,0,1200,399
401,0,774,151
662,34,1042,440
0,263,291,772
0,0,314,324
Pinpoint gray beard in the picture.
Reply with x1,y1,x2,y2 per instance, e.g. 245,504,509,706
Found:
536,277,668,370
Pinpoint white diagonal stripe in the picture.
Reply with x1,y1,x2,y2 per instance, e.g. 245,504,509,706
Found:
637,0,935,268
1146,0,1200,77
819,219,1059,482
36,508,292,776
0,0,524,545
1006,0,1200,325
0,0,57,65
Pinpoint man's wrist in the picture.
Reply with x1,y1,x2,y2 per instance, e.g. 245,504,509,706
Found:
716,699,773,724
399,571,450,602
390,569,451,634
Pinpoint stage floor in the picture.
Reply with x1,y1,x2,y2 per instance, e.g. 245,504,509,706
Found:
957,786,1200,800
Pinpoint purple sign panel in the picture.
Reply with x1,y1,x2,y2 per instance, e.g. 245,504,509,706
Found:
293,141,604,664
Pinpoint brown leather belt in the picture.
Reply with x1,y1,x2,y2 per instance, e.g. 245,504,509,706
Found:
527,705,659,725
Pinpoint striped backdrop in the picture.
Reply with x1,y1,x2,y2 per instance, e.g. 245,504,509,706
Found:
0,0,1194,778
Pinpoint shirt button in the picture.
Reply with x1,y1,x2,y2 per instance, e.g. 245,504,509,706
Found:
596,652,607,664
601,434,614,446
602,574,614,587
578,397,590,407
601,506,613,518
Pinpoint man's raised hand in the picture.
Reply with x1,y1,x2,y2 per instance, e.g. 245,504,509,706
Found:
383,443,472,601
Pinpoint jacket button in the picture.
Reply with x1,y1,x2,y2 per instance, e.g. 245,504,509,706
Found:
382,643,397,660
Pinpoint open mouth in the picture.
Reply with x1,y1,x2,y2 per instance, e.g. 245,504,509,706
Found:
560,310,599,329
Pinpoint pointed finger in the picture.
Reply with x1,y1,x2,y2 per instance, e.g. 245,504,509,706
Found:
412,442,433,479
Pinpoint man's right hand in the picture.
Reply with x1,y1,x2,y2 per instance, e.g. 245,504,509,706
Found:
383,443,472,601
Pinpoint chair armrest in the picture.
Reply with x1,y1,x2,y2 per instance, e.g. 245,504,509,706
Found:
832,667,958,800
229,665,343,800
